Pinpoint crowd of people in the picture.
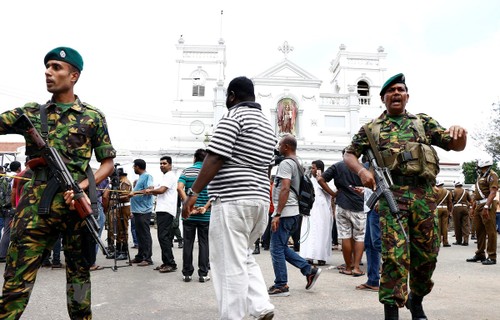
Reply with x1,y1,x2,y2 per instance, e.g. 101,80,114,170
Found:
1,46,494,320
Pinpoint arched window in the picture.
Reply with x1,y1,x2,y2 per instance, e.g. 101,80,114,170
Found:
357,80,369,96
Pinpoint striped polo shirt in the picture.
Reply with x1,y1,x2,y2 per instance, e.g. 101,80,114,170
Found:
178,161,210,222
207,101,277,203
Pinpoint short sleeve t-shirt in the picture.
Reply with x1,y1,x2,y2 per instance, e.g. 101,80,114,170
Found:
155,171,178,216
272,159,300,217
130,172,154,213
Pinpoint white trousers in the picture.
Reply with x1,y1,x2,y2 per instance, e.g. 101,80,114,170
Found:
209,199,275,320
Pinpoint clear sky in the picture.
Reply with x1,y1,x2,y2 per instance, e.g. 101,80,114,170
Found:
0,0,499,162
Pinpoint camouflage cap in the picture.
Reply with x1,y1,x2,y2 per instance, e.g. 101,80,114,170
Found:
380,73,405,96
44,47,83,72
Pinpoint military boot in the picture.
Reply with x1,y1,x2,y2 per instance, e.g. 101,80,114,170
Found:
405,292,428,320
384,304,399,320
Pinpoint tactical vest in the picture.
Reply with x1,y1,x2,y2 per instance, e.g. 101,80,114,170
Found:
371,115,440,182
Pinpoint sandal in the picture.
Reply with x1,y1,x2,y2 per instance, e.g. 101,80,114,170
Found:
339,269,352,275
355,283,379,292
352,271,365,277
89,265,103,271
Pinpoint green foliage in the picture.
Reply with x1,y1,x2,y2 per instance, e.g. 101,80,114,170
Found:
462,160,500,184
473,102,500,162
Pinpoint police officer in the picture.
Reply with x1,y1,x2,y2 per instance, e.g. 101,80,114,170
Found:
0,47,116,319
344,73,467,320
466,159,497,265
435,181,452,247
451,181,471,246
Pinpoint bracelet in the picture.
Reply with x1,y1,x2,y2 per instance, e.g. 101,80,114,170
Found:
357,167,366,175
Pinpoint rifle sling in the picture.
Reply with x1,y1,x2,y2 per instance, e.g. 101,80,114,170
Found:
363,124,385,167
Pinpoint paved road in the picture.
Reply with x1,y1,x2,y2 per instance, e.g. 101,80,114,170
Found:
2,230,498,320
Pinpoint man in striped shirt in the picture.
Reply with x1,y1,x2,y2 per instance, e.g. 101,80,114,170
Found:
183,77,276,320
177,149,211,283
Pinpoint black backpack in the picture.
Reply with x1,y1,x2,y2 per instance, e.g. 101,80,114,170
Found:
286,157,315,216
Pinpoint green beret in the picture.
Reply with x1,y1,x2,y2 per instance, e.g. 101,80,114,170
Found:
44,47,83,72
380,73,405,96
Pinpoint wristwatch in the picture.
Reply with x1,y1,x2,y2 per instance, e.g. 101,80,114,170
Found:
274,212,281,217
186,188,199,197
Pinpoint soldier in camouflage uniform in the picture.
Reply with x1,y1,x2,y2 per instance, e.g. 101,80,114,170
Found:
344,73,467,320
0,47,116,319
466,159,497,265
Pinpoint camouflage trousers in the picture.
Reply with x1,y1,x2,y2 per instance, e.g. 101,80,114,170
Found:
0,184,94,320
378,194,440,307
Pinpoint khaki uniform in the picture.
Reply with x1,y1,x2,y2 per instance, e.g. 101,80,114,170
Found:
451,186,471,245
105,176,132,253
0,99,116,319
435,186,453,246
473,170,498,260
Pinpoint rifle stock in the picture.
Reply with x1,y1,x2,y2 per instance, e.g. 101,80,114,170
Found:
15,114,109,256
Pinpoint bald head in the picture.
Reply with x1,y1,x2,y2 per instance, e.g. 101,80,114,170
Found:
278,134,297,157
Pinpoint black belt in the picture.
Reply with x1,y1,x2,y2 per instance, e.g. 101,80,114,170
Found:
392,175,428,186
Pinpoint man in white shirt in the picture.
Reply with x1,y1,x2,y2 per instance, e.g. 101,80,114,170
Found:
145,156,178,273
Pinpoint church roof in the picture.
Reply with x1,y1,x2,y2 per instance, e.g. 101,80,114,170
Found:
253,58,322,88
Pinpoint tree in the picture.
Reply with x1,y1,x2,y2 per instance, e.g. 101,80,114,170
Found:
462,160,500,184
474,101,500,162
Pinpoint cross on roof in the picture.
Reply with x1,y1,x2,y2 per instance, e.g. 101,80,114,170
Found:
278,41,294,58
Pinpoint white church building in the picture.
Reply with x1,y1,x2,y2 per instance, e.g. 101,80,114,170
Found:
112,36,460,185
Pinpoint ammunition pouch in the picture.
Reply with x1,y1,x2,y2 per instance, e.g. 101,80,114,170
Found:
383,142,439,183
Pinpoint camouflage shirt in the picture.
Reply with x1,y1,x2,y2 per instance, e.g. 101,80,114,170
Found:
0,97,116,182
345,110,452,162
345,110,452,211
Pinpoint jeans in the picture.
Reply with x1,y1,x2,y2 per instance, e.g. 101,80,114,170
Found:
209,199,274,319
270,215,311,287
130,215,138,246
133,212,153,262
95,203,106,254
496,212,500,233
0,214,12,258
156,212,176,267
364,209,381,287
52,237,62,264
182,219,209,277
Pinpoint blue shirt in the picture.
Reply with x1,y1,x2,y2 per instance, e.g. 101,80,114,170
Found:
131,172,154,213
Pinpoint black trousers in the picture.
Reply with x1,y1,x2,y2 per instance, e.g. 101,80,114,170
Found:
156,212,176,267
182,219,209,277
133,212,153,263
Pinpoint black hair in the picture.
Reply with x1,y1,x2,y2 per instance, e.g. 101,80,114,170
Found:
160,156,172,165
282,134,297,151
312,160,324,172
133,159,146,170
9,161,21,172
227,76,255,101
194,149,207,163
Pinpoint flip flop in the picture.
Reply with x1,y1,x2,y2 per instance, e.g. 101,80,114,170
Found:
90,265,104,271
352,271,365,277
355,283,379,292
339,269,352,275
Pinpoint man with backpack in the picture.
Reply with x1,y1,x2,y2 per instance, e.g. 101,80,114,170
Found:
268,134,322,297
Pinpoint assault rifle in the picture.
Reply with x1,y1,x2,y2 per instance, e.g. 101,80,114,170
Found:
15,114,109,256
365,148,409,243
